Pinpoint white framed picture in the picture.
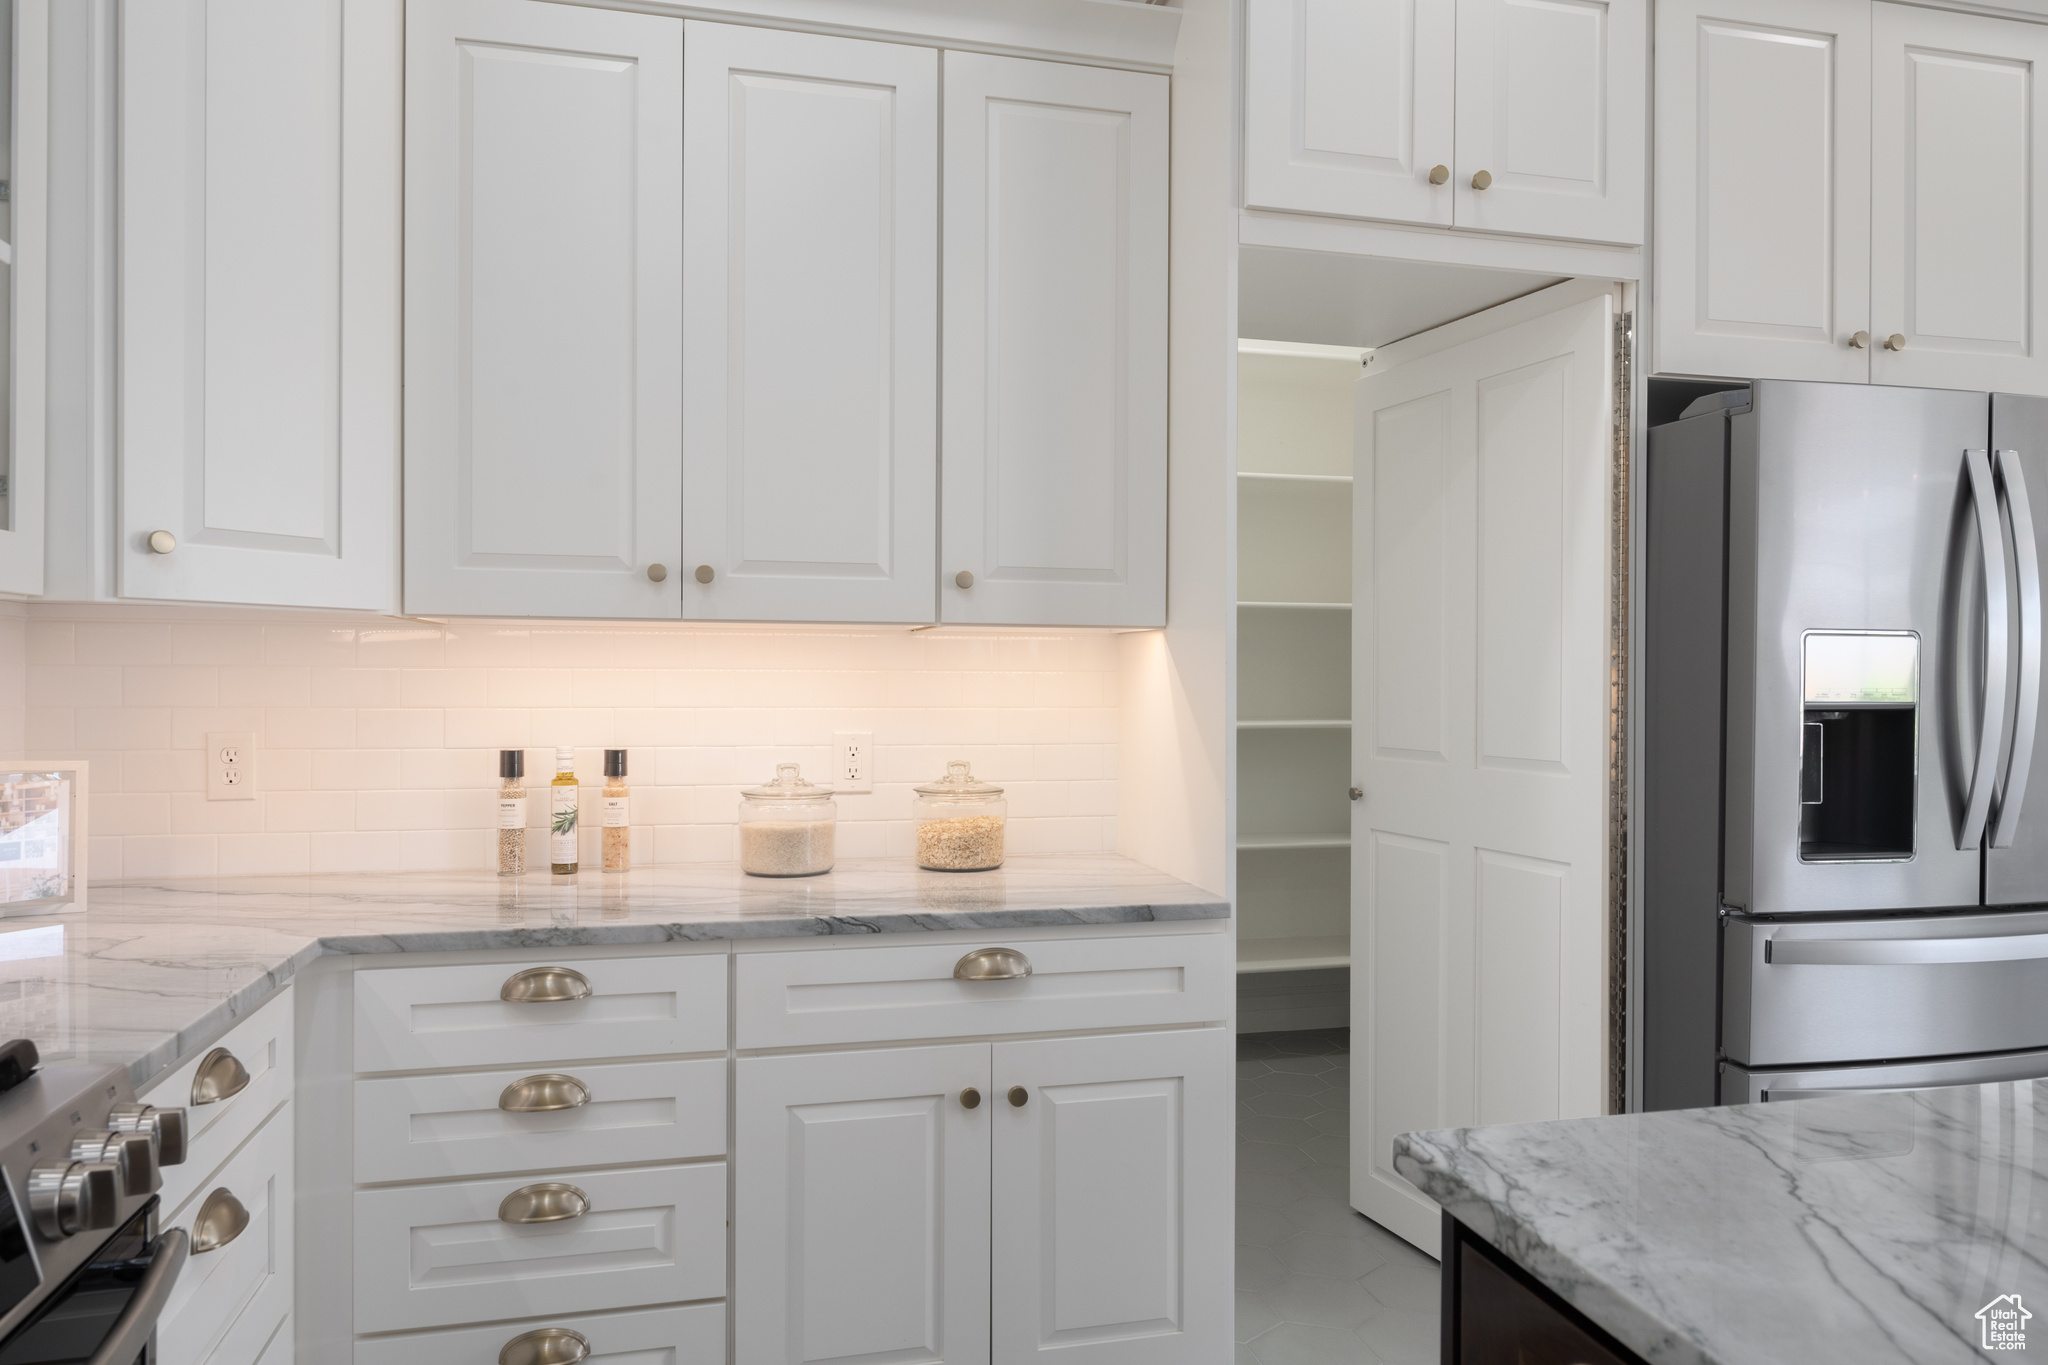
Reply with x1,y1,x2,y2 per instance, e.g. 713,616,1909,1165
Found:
0,761,87,914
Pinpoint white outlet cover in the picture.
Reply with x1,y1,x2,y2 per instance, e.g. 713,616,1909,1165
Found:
206,730,257,801
833,731,873,793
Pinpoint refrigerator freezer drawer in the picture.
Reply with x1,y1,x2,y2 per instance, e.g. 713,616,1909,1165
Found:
1723,1048,2048,1103
1725,909,2048,1066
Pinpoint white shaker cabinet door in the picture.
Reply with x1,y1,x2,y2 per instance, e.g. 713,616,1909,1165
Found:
735,1044,990,1365
403,0,682,617
940,54,1167,627
1654,0,1871,382
1870,4,2048,394
119,0,398,608
1452,0,1645,245
990,1029,1231,1365
682,24,937,623
1244,0,1456,225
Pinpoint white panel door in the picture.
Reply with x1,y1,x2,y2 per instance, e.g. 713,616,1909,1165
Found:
735,1044,990,1365
120,0,398,608
1350,289,1613,1252
1244,0,1456,224
990,1029,1231,1365
1870,4,2048,394
404,0,681,617
1654,0,1871,381
159,1106,293,1365
1453,0,1645,244
683,24,936,623
940,54,1167,628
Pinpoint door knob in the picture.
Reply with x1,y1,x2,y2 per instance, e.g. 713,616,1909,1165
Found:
955,570,975,589
500,1328,591,1365
1428,164,1449,185
1470,169,1493,190
498,1182,589,1225
499,1074,590,1113
191,1188,249,1253
646,563,667,583
1849,330,1870,349
500,966,593,1003
694,564,715,584
960,1087,982,1109
191,1048,249,1105
147,530,176,554
1008,1086,1029,1107
1885,333,1907,351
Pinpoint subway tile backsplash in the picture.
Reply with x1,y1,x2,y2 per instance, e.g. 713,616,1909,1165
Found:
12,606,1121,879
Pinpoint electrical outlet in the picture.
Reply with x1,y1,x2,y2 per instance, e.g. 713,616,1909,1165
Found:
206,731,257,801
833,731,873,793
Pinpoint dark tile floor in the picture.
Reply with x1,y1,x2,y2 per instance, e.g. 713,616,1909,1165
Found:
1236,1029,1440,1365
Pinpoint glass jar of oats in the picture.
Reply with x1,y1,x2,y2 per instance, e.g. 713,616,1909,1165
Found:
739,763,836,877
912,761,1006,871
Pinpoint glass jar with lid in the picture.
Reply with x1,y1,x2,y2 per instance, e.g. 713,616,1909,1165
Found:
912,761,1007,871
739,763,836,877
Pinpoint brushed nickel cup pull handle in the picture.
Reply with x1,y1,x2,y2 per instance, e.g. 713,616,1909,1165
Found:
499,1074,591,1114
954,946,1032,981
1470,169,1493,190
500,1328,592,1365
500,966,593,1003
1849,330,1871,349
1428,164,1449,185
960,1087,982,1109
191,1188,249,1253
694,564,715,584
147,529,176,554
646,563,668,582
1008,1085,1029,1107
498,1182,589,1225
191,1049,249,1105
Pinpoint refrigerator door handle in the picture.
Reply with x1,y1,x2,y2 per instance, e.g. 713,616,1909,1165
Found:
1766,930,2048,966
1961,448,2012,850
1994,447,2040,848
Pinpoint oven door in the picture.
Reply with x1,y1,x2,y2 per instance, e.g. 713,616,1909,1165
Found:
0,1206,188,1365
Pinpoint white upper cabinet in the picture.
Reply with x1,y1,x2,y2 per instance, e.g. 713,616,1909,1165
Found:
1244,0,1455,225
0,0,47,598
941,54,1167,628
1244,0,1643,245
1452,0,1644,244
403,0,682,618
120,0,399,608
682,23,937,624
1869,3,2048,394
1655,0,1872,383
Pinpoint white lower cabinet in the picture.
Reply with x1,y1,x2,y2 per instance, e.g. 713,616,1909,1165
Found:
734,1026,1231,1365
160,1103,295,1365
352,1303,725,1365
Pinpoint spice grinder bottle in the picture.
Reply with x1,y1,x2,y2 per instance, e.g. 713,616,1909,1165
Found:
497,750,527,877
602,749,630,873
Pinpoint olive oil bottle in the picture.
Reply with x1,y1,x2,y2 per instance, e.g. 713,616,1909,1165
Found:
549,747,580,874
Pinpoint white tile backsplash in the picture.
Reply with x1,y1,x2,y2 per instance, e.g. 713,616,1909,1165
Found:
10,606,1123,878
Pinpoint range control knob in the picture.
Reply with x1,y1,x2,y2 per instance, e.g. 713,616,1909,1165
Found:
70,1130,157,1196
108,1102,188,1168
27,1160,120,1240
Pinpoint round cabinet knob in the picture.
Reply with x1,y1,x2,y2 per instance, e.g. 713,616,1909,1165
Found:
1349,786,1364,801
1470,169,1493,190
499,1073,591,1114
1008,1086,1029,1107
1849,330,1871,349
500,1328,592,1365
694,564,715,584
955,570,975,590
646,563,668,583
1885,333,1907,352
960,1087,982,1110
500,965,593,1003
191,1187,250,1253
146,530,176,555
499,1182,590,1225
191,1047,250,1105
1428,164,1450,185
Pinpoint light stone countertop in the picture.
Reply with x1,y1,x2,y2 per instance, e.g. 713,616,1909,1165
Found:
0,854,1226,1092
1396,1085,2048,1364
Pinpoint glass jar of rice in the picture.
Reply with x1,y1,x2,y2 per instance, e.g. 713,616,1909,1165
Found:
912,761,1006,871
739,764,836,877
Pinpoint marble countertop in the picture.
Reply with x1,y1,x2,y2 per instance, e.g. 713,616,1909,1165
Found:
0,855,1225,1093
1397,1085,2048,1364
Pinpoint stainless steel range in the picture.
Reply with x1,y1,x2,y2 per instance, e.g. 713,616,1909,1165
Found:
0,1038,189,1364
1645,380,2048,1108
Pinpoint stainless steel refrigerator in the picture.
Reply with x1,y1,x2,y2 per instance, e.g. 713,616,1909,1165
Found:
1644,379,2048,1109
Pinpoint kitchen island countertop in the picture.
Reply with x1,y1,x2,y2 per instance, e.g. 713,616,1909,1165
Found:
1397,1085,2048,1364
0,854,1225,1092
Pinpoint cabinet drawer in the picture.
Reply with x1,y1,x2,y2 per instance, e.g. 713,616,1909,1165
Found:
353,1302,723,1365
353,953,726,1072
354,1057,727,1183
735,932,1230,1049
143,989,293,1240
352,1162,726,1332
160,1105,293,1365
